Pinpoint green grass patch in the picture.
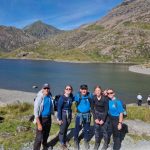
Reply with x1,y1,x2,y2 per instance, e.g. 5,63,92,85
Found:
126,106,150,122
123,21,150,30
85,24,105,31
128,133,150,142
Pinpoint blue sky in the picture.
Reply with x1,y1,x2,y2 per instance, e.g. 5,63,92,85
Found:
0,0,123,30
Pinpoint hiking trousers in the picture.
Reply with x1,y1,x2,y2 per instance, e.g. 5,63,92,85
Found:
74,113,91,142
33,117,51,150
109,116,121,150
59,111,71,144
94,120,109,149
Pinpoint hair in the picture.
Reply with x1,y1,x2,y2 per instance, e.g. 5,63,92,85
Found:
94,85,102,91
107,88,115,92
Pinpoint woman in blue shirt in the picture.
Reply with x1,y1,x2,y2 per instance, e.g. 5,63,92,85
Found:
107,89,124,150
57,85,74,149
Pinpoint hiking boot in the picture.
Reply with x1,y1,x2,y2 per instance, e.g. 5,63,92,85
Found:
101,142,108,150
84,140,90,150
74,140,79,150
94,142,100,150
66,141,71,147
60,144,68,150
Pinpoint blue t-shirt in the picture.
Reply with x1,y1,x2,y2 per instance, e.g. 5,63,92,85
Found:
109,99,124,117
74,92,93,113
41,96,52,117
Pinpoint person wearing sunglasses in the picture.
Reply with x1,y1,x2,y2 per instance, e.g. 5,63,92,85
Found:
107,89,124,150
33,83,54,150
57,85,74,150
74,84,93,150
91,86,109,150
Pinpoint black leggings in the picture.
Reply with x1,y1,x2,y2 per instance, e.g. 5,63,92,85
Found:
109,116,121,150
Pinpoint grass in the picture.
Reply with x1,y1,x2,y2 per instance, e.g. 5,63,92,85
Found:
126,106,150,123
123,21,150,30
0,103,150,149
85,24,105,31
0,102,34,150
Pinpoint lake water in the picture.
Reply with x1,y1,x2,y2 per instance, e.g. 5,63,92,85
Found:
0,59,149,103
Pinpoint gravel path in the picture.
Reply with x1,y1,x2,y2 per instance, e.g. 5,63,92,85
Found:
0,89,35,105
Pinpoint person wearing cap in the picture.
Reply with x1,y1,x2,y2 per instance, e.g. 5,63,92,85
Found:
33,83,54,150
74,84,93,150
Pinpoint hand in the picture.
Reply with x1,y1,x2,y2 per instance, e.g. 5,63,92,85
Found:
37,123,42,131
95,119,100,124
99,120,104,125
58,120,63,125
118,123,122,130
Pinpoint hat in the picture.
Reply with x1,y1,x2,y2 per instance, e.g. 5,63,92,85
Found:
42,83,50,89
80,84,88,90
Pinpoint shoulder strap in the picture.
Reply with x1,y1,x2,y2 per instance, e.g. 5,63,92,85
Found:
77,92,92,106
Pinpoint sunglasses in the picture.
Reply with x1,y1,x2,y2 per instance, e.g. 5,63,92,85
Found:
65,88,72,91
44,88,49,90
107,92,114,95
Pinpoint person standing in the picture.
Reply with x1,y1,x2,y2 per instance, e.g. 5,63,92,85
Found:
74,84,93,150
107,89,124,150
33,83,54,150
147,95,150,105
57,85,74,150
137,93,143,106
91,86,109,150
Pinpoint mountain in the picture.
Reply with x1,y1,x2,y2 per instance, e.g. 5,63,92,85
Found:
29,0,149,63
1,0,150,63
0,26,36,52
23,20,62,39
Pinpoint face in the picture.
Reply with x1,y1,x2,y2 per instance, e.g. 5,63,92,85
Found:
94,87,102,97
64,86,72,95
80,88,88,96
43,87,50,96
107,89,115,99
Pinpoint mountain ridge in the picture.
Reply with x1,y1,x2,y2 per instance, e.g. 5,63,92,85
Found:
0,0,150,63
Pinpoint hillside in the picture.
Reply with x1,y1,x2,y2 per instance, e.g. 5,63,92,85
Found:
1,0,150,63
23,20,62,39
0,26,36,52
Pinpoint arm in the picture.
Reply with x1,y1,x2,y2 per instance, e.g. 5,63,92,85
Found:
117,100,124,130
51,98,54,115
34,96,42,131
57,96,64,124
101,98,109,123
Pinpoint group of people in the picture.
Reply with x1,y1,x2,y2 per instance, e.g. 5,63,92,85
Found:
33,83,125,150
137,93,150,106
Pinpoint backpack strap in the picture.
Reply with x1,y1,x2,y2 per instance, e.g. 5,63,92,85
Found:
76,92,92,107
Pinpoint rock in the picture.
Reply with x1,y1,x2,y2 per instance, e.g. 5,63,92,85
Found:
16,126,30,133
124,120,150,136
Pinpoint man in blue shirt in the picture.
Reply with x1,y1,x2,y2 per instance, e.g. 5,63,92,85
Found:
74,84,93,150
34,83,53,150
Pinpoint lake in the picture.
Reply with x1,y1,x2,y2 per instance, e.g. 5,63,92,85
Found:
0,59,149,104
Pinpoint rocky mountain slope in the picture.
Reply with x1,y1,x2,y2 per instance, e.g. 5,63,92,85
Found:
23,20,62,39
0,26,36,52
0,0,150,63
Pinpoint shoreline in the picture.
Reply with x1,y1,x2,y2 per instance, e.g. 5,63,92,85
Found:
129,65,150,75
0,88,36,106
0,88,148,107
0,57,136,64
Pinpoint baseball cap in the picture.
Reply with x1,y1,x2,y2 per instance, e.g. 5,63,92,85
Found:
80,84,88,90
42,83,50,89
